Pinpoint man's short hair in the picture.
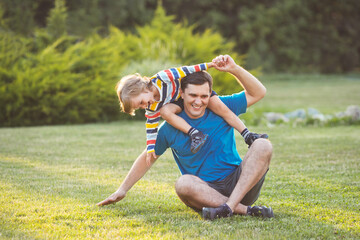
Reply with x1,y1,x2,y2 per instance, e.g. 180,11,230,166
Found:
181,71,213,93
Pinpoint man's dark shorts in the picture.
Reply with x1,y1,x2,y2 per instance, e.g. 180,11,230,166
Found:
207,163,268,206
173,90,217,110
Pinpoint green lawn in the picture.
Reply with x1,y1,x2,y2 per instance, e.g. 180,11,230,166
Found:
1,74,360,239
257,73,360,114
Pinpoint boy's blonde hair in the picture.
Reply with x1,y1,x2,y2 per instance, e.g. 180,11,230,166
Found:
115,73,152,116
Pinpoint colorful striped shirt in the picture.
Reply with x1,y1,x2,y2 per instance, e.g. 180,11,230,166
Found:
145,63,208,153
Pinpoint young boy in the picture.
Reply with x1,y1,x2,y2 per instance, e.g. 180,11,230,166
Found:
116,59,268,165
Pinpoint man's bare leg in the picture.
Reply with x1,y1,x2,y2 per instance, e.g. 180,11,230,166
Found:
226,138,273,211
199,138,273,219
176,139,272,218
175,174,248,215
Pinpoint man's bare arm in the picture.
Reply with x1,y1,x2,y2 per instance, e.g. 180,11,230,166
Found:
212,55,266,107
97,148,158,206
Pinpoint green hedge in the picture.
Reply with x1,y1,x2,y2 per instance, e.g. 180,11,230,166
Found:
0,5,250,127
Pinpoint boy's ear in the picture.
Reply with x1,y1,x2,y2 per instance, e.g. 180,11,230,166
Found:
180,88,184,99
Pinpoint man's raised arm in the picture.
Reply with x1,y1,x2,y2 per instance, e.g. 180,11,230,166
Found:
212,55,266,107
97,148,158,206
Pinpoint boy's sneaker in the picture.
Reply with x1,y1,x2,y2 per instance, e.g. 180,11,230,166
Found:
247,206,274,218
190,131,208,153
244,132,269,147
202,203,233,220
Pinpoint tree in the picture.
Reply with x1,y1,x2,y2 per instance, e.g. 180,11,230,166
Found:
0,0,37,35
1,0,359,73
46,0,67,38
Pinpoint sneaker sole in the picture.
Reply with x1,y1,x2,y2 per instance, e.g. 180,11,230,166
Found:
202,207,215,220
248,206,274,218
192,134,208,154
264,207,274,218
260,134,269,139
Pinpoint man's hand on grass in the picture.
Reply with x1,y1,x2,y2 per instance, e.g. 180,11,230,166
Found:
97,189,126,206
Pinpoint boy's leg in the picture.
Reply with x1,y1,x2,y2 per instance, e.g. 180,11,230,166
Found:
241,129,269,147
208,95,268,147
160,103,190,133
207,95,247,133
160,103,207,153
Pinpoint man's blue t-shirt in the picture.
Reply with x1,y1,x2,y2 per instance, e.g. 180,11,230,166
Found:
154,91,247,182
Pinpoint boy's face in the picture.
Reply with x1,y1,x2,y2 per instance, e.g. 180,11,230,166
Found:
180,83,211,119
131,90,156,110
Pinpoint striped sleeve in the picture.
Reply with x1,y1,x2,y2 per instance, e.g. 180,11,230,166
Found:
154,63,208,103
145,110,161,153
156,63,208,85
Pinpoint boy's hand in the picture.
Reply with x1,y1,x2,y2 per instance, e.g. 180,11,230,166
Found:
146,152,157,167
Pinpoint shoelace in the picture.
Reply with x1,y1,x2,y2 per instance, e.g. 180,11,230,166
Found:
193,136,202,143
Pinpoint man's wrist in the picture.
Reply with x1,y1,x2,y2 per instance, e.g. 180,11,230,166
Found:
116,187,128,195
229,65,242,75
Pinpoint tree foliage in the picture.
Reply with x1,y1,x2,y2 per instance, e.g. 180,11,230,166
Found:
162,0,360,73
46,0,67,39
1,0,358,72
235,0,360,73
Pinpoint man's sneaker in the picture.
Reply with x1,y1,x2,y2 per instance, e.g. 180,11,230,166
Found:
245,132,269,147
202,203,233,220
247,206,274,218
190,132,208,153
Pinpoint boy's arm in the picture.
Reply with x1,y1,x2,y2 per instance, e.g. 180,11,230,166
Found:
208,95,247,133
97,148,159,206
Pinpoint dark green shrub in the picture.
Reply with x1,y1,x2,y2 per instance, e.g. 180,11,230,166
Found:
1,5,247,126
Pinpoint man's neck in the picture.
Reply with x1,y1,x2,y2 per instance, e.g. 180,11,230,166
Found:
183,108,206,119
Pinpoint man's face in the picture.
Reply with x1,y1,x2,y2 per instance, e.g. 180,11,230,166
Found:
180,83,211,119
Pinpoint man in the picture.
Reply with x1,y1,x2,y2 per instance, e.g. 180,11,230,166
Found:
97,55,274,220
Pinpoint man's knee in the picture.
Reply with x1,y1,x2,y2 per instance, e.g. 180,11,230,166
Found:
253,138,273,160
175,174,197,196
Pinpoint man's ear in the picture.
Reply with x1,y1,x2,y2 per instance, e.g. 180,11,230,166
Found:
180,88,184,99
